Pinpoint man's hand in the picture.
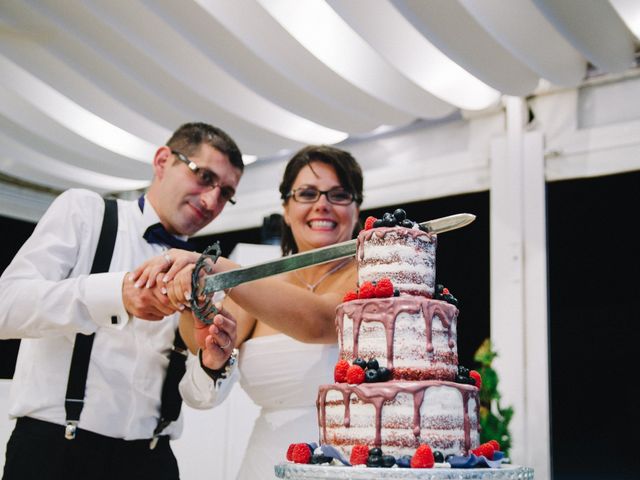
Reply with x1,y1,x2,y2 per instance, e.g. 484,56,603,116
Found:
194,303,237,370
122,273,178,320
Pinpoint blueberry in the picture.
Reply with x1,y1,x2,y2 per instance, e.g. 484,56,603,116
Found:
366,454,383,468
353,358,367,369
393,288,400,297
369,447,383,457
377,367,391,381
435,284,445,294
396,455,412,468
433,451,444,463
393,209,407,222
365,369,378,383
419,223,431,232
373,219,384,228
401,219,414,228
367,358,379,370
381,454,396,468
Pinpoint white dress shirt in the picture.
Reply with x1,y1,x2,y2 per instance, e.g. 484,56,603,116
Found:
0,189,184,440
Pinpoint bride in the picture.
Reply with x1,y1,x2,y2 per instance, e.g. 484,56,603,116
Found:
137,145,364,479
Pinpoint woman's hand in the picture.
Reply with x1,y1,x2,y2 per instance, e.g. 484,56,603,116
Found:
194,303,237,370
163,264,196,311
129,248,201,289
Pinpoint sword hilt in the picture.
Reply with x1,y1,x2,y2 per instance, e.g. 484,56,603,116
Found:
190,242,222,325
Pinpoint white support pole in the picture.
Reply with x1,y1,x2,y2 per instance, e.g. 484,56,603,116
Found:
490,97,551,479
522,132,551,480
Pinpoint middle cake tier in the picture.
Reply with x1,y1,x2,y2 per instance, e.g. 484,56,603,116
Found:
336,296,459,381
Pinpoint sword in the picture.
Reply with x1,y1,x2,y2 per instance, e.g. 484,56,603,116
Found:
190,213,475,323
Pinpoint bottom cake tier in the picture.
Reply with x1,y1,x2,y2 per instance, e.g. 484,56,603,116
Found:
317,380,480,459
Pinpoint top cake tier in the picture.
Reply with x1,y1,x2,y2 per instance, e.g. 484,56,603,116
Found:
356,227,437,298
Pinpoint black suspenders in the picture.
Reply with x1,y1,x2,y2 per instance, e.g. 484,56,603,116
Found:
64,198,118,440
63,198,187,447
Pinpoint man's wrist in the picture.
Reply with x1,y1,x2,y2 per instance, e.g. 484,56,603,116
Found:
198,348,238,382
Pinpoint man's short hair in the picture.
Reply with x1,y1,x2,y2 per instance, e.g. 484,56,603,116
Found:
166,122,244,172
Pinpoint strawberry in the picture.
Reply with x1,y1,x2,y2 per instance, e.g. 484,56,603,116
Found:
342,290,358,302
469,370,482,389
374,278,394,298
358,281,376,299
488,439,501,452
472,442,495,460
411,444,435,468
286,443,296,461
334,359,350,383
364,216,377,230
292,443,312,464
346,364,365,384
350,444,369,465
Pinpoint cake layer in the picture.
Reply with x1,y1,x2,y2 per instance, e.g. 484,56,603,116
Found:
357,227,436,297
336,297,459,381
317,381,480,459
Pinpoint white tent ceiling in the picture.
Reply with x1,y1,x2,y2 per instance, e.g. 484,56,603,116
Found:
1,0,639,228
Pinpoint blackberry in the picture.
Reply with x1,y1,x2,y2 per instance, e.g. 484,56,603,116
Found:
393,209,407,221
366,358,379,370
381,454,396,468
382,213,396,227
353,358,367,369
365,369,378,383
455,374,468,384
311,453,331,464
366,454,383,468
433,451,445,463
458,365,470,377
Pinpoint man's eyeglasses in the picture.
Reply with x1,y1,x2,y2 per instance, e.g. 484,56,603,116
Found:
171,150,236,205
286,186,356,205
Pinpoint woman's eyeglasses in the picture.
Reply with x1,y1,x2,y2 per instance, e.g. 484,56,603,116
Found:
171,150,236,205
286,186,356,205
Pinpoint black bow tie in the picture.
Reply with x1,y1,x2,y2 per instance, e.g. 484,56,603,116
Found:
138,195,196,251
143,223,196,251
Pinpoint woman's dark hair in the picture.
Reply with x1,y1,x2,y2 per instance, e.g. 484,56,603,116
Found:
278,145,364,256
167,122,244,172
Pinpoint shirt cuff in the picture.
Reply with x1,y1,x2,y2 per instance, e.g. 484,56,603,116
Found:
84,271,129,329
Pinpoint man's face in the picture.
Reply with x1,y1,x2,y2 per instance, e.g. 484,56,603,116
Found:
150,144,242,236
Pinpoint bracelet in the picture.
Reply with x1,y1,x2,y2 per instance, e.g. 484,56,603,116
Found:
198,348,238,382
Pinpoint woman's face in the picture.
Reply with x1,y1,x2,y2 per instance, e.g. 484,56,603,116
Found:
283,161,360,252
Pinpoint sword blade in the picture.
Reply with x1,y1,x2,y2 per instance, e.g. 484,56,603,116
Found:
202,213,475,295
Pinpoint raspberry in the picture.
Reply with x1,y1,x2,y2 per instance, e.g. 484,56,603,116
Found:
346,365,365,384
472,442,495,460
286,443,296,461
374,278,394,298
334,359,350,383
364,216,377,230
292,443,312,464
350,444,369,465
469,370,482,389
488,439,501,452
442,287,450,295
342,290,358,302
358,281,376,299
410,444,435,468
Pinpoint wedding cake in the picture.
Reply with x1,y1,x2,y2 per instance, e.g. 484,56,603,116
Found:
316,210,481,463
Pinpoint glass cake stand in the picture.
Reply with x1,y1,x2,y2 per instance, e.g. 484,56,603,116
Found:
274,463,534,480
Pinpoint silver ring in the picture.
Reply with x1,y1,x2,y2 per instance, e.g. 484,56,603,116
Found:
219,337,232,350
163,253,171,264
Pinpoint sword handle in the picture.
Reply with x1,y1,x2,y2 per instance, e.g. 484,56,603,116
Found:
190,242,222,325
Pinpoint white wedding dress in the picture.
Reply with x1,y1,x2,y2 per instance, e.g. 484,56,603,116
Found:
235,334,338,480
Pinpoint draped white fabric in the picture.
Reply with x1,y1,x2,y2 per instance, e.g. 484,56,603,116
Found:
0,0,639,229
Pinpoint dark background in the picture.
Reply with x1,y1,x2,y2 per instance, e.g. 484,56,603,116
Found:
2,170,638,479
